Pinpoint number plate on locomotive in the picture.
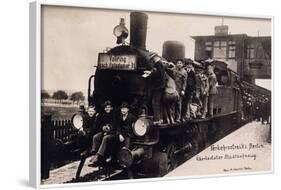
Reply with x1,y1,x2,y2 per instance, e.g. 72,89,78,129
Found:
98,53,137,70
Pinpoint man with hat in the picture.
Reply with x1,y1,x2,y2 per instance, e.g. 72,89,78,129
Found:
116,102,136,148
79,105,99,157
195,69,209,119
182,61,196,120
144,53,166,124
162,61,178,124
89,100,117,167
207,65,218,118
172,58,187,122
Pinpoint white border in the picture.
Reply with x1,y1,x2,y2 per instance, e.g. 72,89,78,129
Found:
30,0,274,189
30,1,41,189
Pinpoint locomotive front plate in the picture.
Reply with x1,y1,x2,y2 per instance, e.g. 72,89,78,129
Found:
98,53,137,70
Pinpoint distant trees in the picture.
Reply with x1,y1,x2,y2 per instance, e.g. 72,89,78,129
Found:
41,90,85,105
70,91,85,104
41,90,50,99
52,90,68,103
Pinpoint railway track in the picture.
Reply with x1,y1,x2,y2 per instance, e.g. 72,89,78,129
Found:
65,168,126,183
65,142,210,183
64,116,249,184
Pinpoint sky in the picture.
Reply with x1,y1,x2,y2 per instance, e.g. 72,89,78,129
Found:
41,5,271,93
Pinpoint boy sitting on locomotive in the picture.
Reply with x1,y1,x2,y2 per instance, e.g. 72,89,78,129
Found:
78,105,99,157
89,101,117,167
116,102,136,149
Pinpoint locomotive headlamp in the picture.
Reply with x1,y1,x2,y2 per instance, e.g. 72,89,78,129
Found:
113,18,128,44
133,117,151,137
71,113,84,130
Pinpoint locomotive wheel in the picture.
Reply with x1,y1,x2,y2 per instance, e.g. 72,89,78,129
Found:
190,138,200,155
184,138,199,159
165,142,178,172
151,151,169,177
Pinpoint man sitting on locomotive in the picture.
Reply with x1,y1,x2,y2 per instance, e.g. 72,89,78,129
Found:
89,101,117,167
79,105,99,156
116,102,136,149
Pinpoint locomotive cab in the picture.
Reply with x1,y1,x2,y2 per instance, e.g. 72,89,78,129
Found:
207,60,241,116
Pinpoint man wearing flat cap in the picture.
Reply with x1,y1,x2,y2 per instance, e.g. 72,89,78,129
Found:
89,100,117,167
172,58,187,122
145,54,166,124
207,65,218,118
182,61,196,120
116,102,136,149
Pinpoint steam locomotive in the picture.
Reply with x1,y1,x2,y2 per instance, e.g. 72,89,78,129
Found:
69,12,267,179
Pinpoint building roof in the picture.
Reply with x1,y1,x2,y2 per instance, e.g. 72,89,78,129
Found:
191,33,271,40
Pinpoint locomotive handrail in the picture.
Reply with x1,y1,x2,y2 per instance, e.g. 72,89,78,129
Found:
87,75,95,104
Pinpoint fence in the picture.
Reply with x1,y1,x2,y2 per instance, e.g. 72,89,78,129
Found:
41,115,76,179
51,119,75,141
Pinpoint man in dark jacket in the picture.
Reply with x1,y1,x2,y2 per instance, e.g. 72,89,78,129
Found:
182,62,196,120
79,105,98,156
173,59,187,122
83,106,98,135
89,101,117,166
162,62,179,124
145,54,166,124
207,65,218,118
262,96,271,124
195,70,209,119
116,102,136,148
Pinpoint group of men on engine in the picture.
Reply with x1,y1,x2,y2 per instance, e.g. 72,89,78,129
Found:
77,101,136,167
146,54,218,124
77,55,219,166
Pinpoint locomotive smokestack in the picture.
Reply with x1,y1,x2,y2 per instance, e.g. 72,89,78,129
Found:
130,12,148,49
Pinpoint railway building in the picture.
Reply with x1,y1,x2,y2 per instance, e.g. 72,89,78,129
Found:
191,25,271,84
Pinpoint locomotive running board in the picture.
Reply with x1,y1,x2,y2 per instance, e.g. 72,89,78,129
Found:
155,111,238,129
